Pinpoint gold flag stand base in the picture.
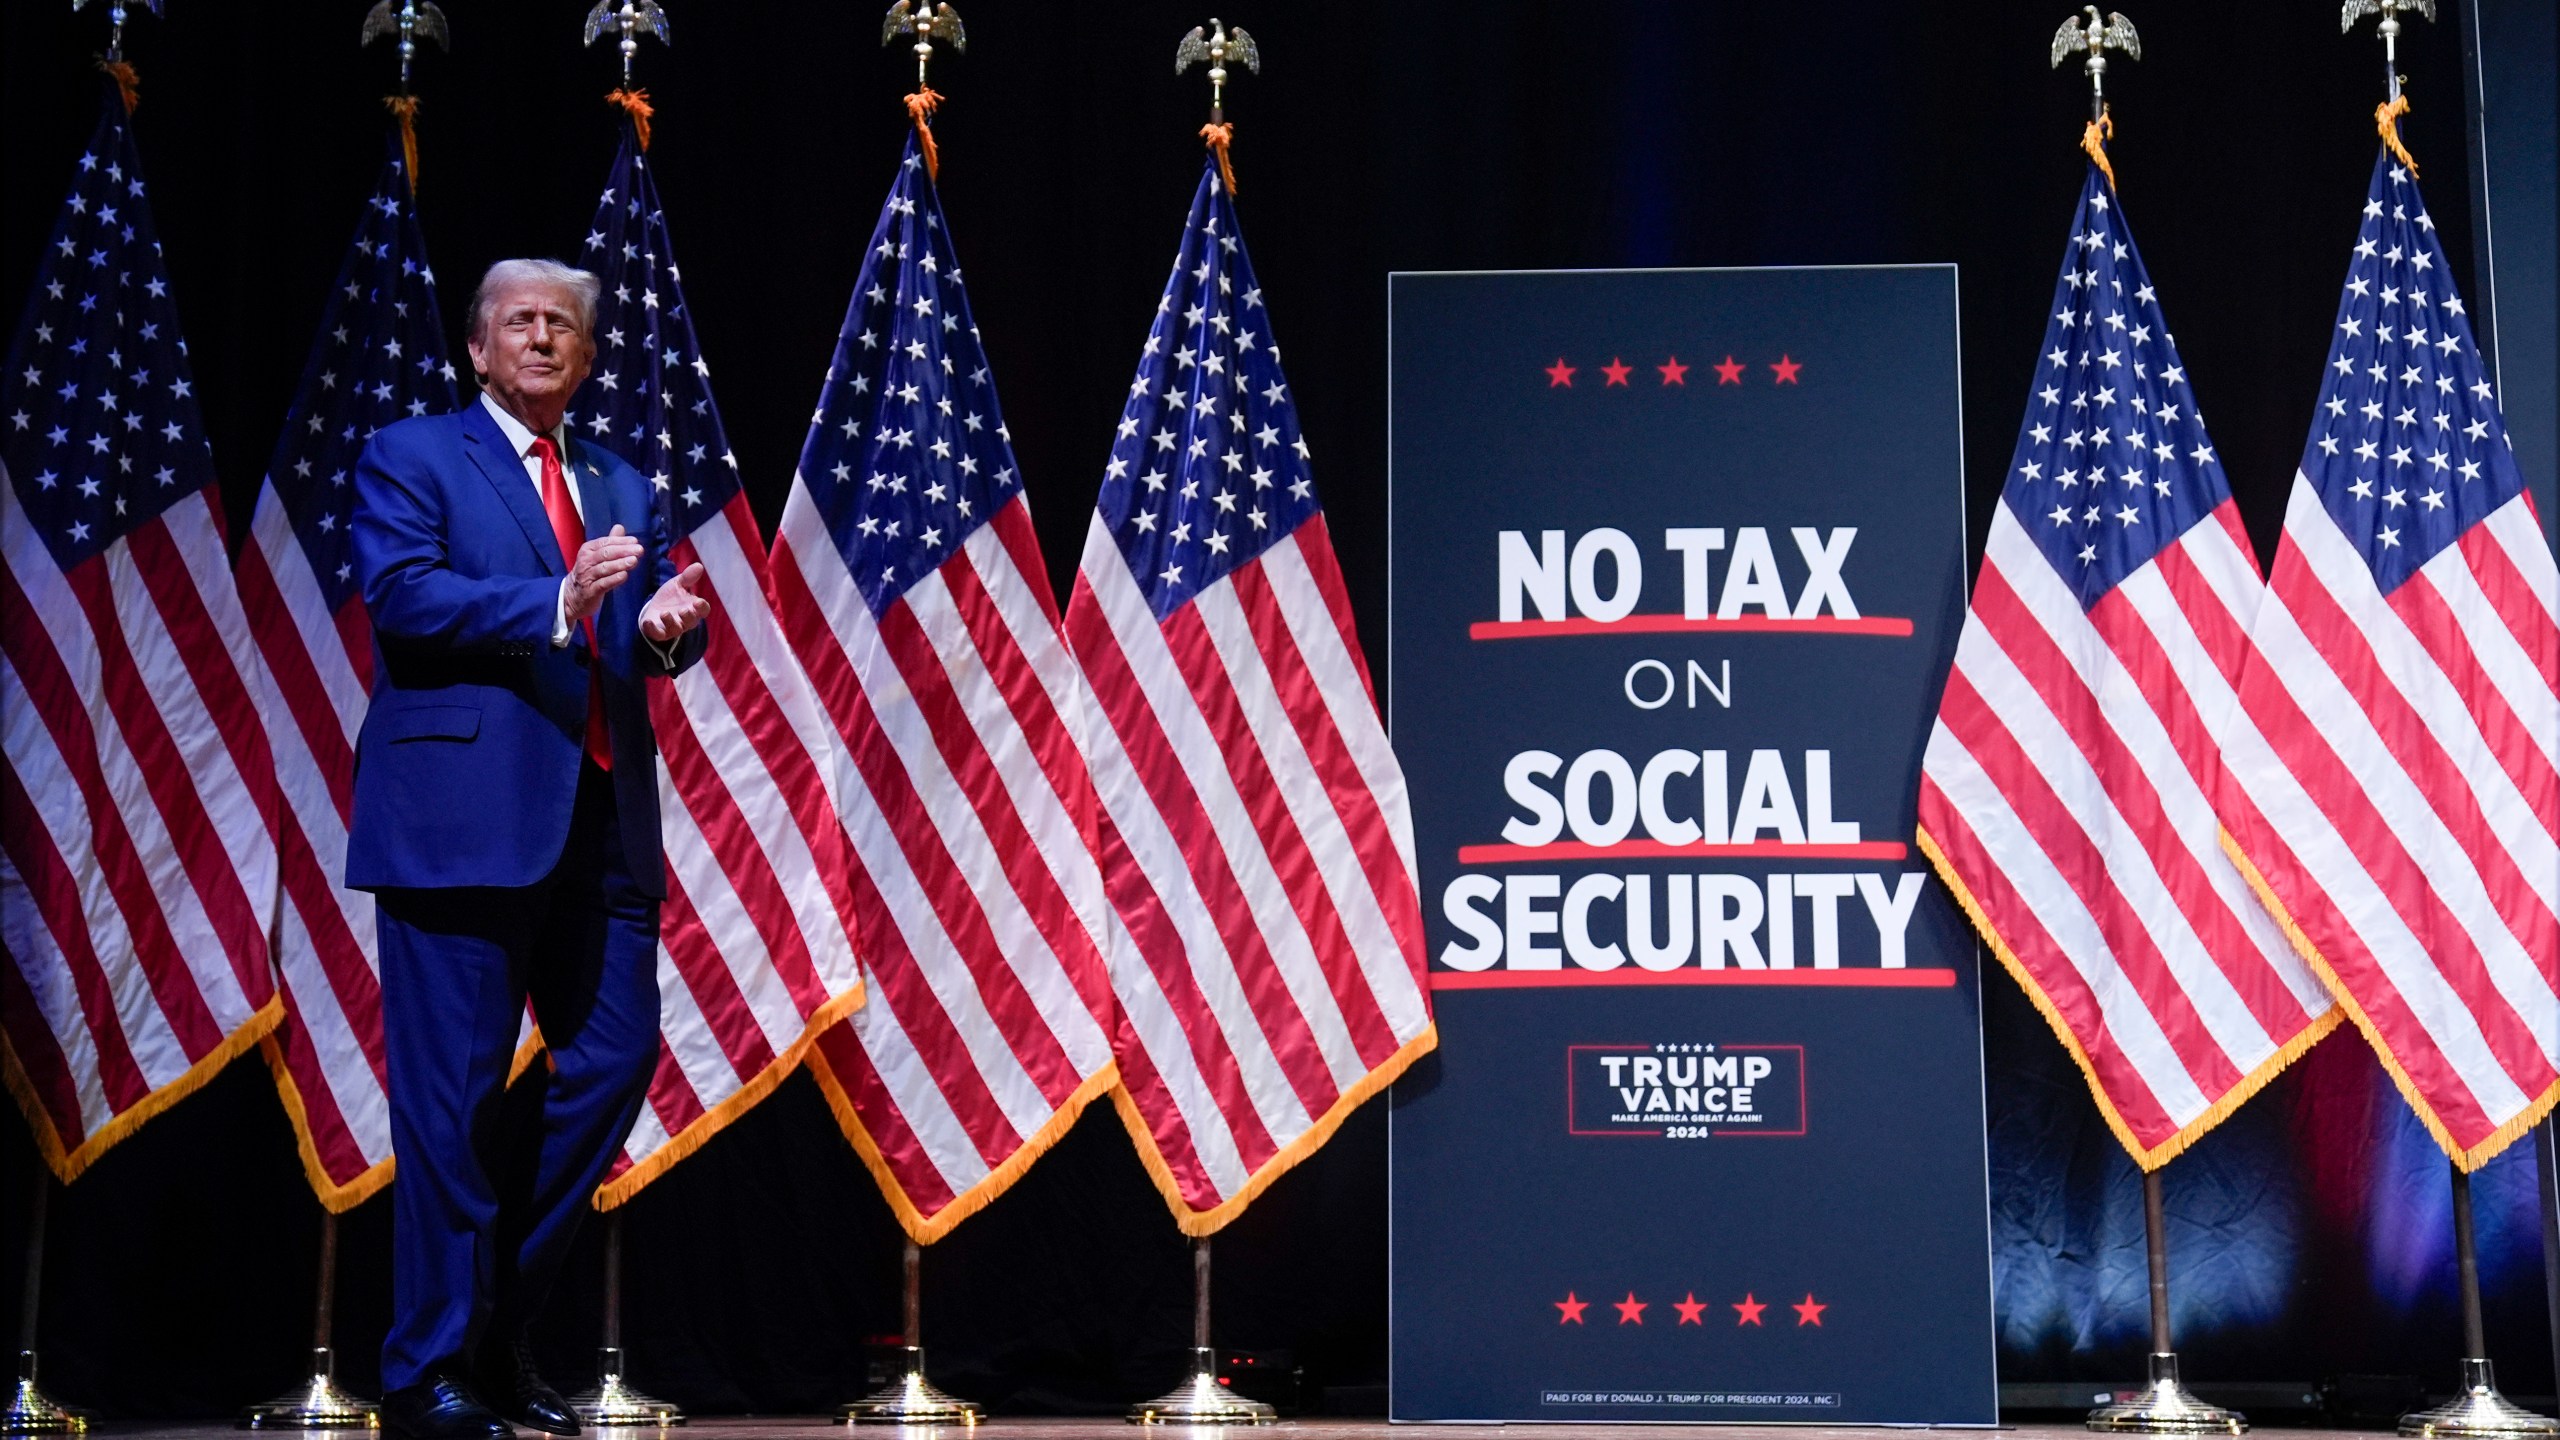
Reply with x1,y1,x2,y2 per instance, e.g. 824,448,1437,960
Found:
3,1353,85,1436
1126,1349,1275,1426
2086,1353,2245,1434
2400,1360,2560,1438
238,1349,378,1429
568,1348,685,1428
837,1346,979,1425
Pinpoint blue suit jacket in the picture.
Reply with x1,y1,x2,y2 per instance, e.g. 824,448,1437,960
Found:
345,403,705,896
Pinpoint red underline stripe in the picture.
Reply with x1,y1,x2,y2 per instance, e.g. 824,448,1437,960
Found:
1430,968,1957,990
1468,615,1915,640
1456,840,1910,864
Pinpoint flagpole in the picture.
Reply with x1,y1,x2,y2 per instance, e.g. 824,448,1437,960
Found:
239,1211,377,1428
837,1237,979,1424
566,1209,683,1427
2,1174,80,1437
1126,1237,1272,1425
2083,1168,2244,1434
2392,1162,2557,1438
2537,1122,2560,1432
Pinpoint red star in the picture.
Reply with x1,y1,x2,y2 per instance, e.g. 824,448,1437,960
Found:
1657,355,1689,385
1732,1293,1767,1326
1793,1294,1827,1327
1614,1292,1648,1325
1601,357,1633,386
1545,358,1576,388
1713,354,1745,384
1770,354,1803,384
1673,1293,1708,1325
1555,1291,1589,1325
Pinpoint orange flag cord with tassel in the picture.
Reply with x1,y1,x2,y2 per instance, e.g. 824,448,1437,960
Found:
608,87,655,152
906,87,944,182
98,57,140,114
2376,92,2419,177
1202,121,1239,196
384,95,422,194
2079,107,2115,191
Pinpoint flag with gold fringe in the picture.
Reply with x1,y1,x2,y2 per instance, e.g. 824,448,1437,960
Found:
2,82,282,1181
568,103,867,1207
1916,141,2338,1170
770,124,1119,1243
2217,118,2560,1171
237,125,458,1210
1065,153,1434,1235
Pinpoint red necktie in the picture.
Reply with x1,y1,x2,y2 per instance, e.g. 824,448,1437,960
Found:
530,434,613,772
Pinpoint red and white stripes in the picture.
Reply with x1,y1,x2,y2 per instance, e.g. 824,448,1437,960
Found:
1921,501,2336,1166
773,488,1117,1242
1068,513,1433,1232
602,494,868,1205
2221,482,2560,1168
237,482,390,1208
2,470,282,1179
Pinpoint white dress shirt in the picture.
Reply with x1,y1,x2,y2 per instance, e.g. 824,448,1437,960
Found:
479,392,682,669
478,394,582,648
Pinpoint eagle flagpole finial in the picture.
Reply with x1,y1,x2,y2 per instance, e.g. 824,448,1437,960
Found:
362,0,451,94
2049,6,2140,120
1175,17,1261,127
582,0,671,89
70,0,163,66
2341,0,2433,102
883,1,966,92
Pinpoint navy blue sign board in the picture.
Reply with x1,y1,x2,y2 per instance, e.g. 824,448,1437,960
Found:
1385,266,1997,1424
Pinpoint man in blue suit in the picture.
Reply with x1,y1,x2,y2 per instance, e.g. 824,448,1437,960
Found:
349,258,710,1440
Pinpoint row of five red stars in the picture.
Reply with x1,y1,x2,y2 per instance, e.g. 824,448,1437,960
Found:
1555,1291,1825,1327
1546,355,1804,387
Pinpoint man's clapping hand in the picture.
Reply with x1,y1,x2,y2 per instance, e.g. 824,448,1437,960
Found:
640,561,712,644
565,523,643,623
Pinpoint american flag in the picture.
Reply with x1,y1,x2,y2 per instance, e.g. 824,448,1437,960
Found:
1917,160,2337,1167
1,89,282,1179
2218,145,2560,1169
568,114,866,1207
1065,159,1432,1233
236,130,456,1210
770,132,1117,1242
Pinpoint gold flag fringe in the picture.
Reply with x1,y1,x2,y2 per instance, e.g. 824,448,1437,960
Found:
811,1054,1120,1246
1916,824,2342,1171
2219,828,2557,1172
591,980,866,1210
5,994,282,1185
1114,1022,1439,1237
262,1035,396,1213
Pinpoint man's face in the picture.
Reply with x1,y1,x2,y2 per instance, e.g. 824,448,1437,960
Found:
467,282,594,418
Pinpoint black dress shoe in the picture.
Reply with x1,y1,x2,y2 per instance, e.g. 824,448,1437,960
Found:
477,1335,581,1437
381,1375,512,1440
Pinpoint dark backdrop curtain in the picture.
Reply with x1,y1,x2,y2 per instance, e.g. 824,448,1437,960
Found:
1,0,2549,1415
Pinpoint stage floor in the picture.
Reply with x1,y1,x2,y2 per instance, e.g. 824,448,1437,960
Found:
85,1421,2408,1439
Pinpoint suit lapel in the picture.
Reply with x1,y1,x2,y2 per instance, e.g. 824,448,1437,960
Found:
461,400,570,576
569,440,616,541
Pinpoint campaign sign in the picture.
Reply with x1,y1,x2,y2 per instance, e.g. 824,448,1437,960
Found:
1386,266,1996,1423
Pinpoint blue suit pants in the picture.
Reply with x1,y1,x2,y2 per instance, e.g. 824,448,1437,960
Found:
377,762,660,1390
